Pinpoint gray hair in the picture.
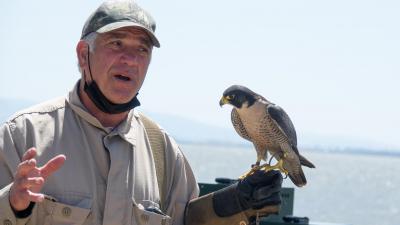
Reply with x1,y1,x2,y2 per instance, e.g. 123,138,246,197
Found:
78,32,98,73
82,32,98,52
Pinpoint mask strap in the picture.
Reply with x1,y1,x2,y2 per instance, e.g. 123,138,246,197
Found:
84,46,95,82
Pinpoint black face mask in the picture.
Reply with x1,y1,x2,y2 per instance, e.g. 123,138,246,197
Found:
83,47,141,114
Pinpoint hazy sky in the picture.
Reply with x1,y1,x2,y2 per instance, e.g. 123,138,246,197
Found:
1,0,399,149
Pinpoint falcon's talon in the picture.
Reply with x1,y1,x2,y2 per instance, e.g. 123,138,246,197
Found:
259,159,288,175
251,162,261,169
238,165,259,180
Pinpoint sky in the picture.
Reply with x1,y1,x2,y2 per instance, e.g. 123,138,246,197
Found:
1,0,399,150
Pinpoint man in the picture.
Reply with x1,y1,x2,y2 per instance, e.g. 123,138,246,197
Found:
0,1,282,224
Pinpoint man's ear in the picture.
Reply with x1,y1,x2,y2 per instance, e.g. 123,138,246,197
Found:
76,40,89,68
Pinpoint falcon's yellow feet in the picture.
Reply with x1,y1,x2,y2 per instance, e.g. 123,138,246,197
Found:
259,158,288,176
238,165,260,180
238,154,289,180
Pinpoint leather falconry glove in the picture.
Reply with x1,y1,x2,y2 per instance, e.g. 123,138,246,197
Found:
185,170,283,225
213,170,283,217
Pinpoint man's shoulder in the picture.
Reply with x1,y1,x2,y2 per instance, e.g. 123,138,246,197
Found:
136,111,184,156
7,97,66,123
136,111,166,133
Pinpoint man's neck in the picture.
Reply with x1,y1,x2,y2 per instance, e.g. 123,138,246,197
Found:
78,80,129,127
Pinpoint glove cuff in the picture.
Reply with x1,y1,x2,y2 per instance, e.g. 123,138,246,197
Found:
212,183,249,217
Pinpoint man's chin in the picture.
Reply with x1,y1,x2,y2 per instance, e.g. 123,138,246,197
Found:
108,87,139,104
110,95,137,105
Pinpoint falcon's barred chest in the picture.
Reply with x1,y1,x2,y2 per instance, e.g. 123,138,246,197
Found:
232,100,289,156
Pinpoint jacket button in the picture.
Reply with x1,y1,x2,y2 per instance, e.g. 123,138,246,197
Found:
62,207,72,217
239,221,247,225
3,219,12,225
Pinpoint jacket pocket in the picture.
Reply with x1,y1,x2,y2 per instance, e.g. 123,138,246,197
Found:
35,195,91,225
132,201,171,225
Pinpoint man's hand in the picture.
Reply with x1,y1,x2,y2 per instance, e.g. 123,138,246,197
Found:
9,147,66,211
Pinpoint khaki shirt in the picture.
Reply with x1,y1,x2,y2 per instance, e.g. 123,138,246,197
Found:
0,83,199,225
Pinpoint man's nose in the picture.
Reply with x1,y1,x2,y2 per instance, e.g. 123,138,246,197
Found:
120,51,140,65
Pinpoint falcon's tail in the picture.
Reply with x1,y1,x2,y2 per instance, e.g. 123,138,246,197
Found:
299,155,315,168
288,167,307,187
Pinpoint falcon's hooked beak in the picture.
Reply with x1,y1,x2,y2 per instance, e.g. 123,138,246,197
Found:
219,96,231,107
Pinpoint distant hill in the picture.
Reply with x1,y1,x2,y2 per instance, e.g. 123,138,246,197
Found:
0,98,244,144
141,111,247,146
143,111,400,155
1,98,398,154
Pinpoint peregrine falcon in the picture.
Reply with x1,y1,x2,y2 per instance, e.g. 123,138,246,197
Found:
219,85,315,187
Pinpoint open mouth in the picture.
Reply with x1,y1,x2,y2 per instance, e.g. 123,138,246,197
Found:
114,74,131,81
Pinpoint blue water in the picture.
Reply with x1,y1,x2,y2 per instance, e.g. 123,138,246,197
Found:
181,144,400,225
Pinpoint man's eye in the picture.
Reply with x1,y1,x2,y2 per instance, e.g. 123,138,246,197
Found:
139,47,149,53
110,40,122,48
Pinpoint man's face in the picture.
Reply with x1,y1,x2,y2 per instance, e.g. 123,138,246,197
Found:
83,27,153,104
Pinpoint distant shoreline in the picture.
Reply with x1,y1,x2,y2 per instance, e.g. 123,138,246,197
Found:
179,140,400,158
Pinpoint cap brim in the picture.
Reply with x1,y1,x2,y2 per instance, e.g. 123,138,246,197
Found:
97,21,160,48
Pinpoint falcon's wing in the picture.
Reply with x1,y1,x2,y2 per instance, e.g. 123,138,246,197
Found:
231,109,252,141
267,104,297,147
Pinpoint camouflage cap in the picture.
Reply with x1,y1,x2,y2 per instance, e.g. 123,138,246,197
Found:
81,0,160,47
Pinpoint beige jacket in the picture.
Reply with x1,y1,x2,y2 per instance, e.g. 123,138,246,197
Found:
0,83,199,225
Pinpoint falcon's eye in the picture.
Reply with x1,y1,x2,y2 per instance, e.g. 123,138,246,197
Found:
230,94,235,100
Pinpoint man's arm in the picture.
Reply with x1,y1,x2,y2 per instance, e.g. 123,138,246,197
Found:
0,123,66,224
185,170,283,225
0,122,26,225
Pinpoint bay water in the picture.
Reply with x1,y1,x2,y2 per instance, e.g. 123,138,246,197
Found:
181,144,400,225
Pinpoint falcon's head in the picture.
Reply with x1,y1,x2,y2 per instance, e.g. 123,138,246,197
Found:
219,85,259,109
